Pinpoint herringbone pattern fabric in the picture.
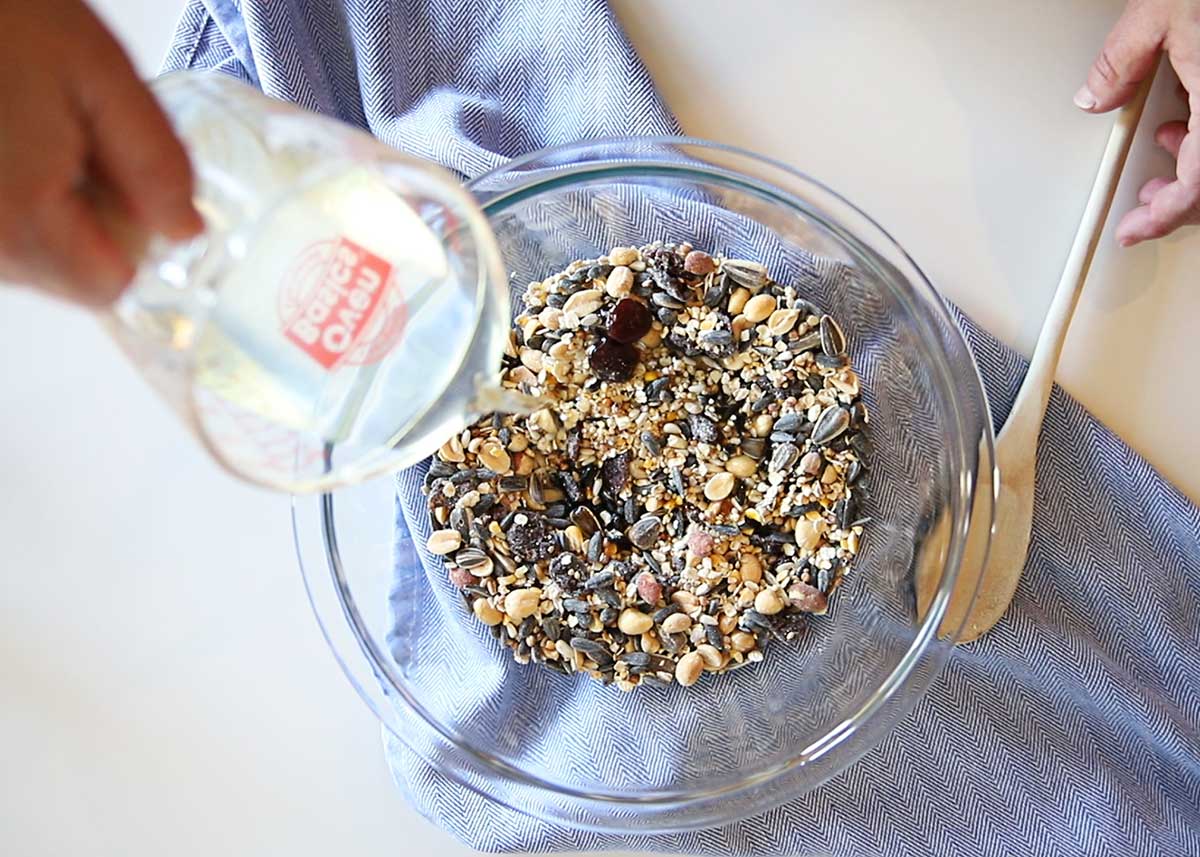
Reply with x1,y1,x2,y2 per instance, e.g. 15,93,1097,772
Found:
165,3,1200,854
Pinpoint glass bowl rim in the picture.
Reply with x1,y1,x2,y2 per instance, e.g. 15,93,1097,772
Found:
293,134,997,830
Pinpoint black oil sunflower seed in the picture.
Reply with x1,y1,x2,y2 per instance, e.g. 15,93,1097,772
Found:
640,430,663,456
583,569,614,591
653,605,680,623
705,623,726,651
586,530,605,563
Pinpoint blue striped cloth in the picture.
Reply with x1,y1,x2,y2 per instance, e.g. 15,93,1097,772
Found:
164,3,1200,854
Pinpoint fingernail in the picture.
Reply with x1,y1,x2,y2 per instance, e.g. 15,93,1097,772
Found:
1073,85,1098,111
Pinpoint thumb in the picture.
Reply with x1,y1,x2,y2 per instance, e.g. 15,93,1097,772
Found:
1076,2,1165,113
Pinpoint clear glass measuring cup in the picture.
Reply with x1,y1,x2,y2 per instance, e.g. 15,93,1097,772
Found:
106,72,511,492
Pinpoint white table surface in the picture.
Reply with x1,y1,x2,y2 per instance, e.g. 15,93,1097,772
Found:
2,2,1196,856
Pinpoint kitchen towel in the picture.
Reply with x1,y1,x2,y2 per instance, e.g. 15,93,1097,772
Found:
164,2,1200,855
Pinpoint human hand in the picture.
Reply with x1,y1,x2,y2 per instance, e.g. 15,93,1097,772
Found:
1075,0,1200,246
0,0,201,306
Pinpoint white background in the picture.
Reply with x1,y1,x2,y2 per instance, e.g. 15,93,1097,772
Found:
2,1,1196,856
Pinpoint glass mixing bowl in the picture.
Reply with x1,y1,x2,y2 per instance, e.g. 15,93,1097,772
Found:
292,138,995,833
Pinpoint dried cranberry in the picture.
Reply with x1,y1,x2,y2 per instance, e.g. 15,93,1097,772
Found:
506,515,559,563
606,298,653,344
588,338,639,382
600,450,632,498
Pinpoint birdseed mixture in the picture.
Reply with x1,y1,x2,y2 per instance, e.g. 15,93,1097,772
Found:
423,242,870,691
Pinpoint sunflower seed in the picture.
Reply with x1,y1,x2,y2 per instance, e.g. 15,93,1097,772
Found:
640,431,662,456
644,376,672,402
570,636,612,664
449,506,474,538
661,277,693,303
449,469,480,486
474,494,498,514
628,516,662,550
583,569,615,591
740,437,767,459
570,506,600,537
722,259,769,291
739,610,775,635
819,314,846,356
846,459,864,484
812,405,851,445
815,353,848,370
621,651,652,668
698,329,734,350
705,623,726,651
586,530,604,563
651,292,685,309
848,432,870,457
456,548,494,577
838,495,858,530
789,332,822,353
750,393,775,412
541,616,562,641
773,412,805,434
517,615,539,640
652,604,680,623
769,442,800,473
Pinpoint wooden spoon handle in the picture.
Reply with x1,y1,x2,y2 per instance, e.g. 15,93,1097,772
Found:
998,69,1156,452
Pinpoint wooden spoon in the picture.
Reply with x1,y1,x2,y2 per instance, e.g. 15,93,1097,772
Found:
917,71,1157,643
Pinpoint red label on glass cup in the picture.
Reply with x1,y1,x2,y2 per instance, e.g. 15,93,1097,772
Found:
279,237,406,369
